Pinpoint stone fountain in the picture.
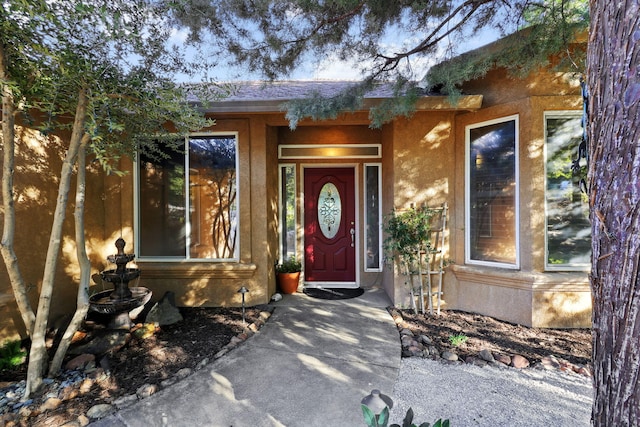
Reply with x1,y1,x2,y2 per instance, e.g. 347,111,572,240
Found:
89,238,151,329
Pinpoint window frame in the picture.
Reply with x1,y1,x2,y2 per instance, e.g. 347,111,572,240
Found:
134,131,240,262
543,111,591,271
465,115,520,269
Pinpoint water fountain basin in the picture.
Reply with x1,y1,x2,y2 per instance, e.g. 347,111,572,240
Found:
101,267,141,283
89,287,152,314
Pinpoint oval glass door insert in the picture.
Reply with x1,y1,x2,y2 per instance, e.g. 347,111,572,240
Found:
318,182,341,239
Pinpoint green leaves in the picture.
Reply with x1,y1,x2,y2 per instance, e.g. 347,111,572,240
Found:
362,404,391,427
383,206,435,270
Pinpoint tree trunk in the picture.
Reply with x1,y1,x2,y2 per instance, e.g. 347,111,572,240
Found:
587,1,640,425
48,138,91,377
24,87,89,398
0,41,36,337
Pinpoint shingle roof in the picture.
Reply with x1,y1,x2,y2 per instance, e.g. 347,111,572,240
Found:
220,80,397,101
190,80,482,113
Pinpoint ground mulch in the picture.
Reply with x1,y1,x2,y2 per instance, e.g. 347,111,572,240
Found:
391,308,592,367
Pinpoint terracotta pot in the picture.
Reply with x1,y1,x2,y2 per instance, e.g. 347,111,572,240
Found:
277,272,301,294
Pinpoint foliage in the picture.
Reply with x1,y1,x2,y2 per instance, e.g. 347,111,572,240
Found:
427,0,588,97
172,0,589,128
383,207,435,272
0,0,223,398
362,405,450,427
448,333,468,347
0,340,27,371
275,256,302,273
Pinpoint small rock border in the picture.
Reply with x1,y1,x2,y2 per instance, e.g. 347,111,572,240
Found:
0,306,274,426
389,308,592,378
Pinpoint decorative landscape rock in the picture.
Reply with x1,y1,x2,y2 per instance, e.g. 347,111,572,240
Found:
146,291,184,326
441,351,459,361
478,349,495,362
65,354,95,371
86,404,113,419
68,330,131,355
510,354,530,369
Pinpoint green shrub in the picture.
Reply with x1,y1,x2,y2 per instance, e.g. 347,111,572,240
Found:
0,339,27,370
275,256,302,273
362,405,450,427
448,333,468,347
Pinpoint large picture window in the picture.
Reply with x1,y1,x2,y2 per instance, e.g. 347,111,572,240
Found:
466,116,519,267
137,133,239,261
545,113,590,269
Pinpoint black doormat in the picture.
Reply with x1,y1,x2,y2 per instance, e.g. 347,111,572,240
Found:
303,287,365,300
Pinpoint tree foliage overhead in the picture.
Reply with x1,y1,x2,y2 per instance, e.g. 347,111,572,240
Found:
170,0,588,127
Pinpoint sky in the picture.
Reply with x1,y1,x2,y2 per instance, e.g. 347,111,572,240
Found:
170,22,501,84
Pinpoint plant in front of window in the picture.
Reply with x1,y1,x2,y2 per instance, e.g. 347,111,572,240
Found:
275,257,302,294
383,207,435,278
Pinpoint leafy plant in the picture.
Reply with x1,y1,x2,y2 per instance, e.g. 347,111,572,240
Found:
448,333,468,347
275,256,302,273
0,340,27,370
383,207,435,272
362,405,450,427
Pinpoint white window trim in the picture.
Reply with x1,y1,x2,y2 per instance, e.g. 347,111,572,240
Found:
543,111,590,272
364,163,383,272
465,115,520,269
134,131,240,262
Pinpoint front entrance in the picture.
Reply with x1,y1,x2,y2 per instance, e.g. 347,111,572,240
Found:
304,167,357,286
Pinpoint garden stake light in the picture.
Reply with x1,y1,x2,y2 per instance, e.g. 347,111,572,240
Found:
237,286,249,325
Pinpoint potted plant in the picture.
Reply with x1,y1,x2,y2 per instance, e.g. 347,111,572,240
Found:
275,257,302,294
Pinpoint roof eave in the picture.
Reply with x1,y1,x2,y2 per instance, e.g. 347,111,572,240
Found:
196,94,483,114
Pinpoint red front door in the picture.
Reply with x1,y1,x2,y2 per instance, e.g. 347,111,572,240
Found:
304,167,356,283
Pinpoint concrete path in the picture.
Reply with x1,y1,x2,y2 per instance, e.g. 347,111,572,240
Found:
92,288,401,426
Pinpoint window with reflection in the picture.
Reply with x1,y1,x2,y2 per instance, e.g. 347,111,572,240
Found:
545,114,590,269
365,164,382,271
138,134,238,260
466,117,519,267
279,165,296,261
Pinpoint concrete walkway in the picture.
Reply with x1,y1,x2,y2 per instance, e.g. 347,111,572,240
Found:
92,288,401,426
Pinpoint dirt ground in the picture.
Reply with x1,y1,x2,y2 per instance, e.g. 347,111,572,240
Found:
0,306,592,426
391,308,592,367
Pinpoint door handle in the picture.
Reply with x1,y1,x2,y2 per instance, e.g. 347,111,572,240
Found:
350,228,355,247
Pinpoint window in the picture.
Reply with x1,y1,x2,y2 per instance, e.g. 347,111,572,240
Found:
545,113,590,269
279,164,297,262
137,133,239,261
466,116,519,267
364,164,382,271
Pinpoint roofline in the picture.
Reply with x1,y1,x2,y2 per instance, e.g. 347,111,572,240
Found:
197,95,483,114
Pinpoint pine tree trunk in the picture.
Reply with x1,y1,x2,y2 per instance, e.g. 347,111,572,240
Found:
48,139,91,377
24,88,88,398
588,1,640,425
0,40,36,337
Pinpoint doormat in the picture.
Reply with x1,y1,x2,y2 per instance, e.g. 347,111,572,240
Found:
303,287,365,300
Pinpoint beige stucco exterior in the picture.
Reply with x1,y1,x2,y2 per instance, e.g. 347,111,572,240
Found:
0,61,592,343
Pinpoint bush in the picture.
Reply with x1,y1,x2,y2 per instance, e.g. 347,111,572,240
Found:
0,339,27,370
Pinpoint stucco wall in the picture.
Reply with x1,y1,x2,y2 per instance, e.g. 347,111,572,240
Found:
388,111,457,307
445,82,590,327
1,126,108,341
